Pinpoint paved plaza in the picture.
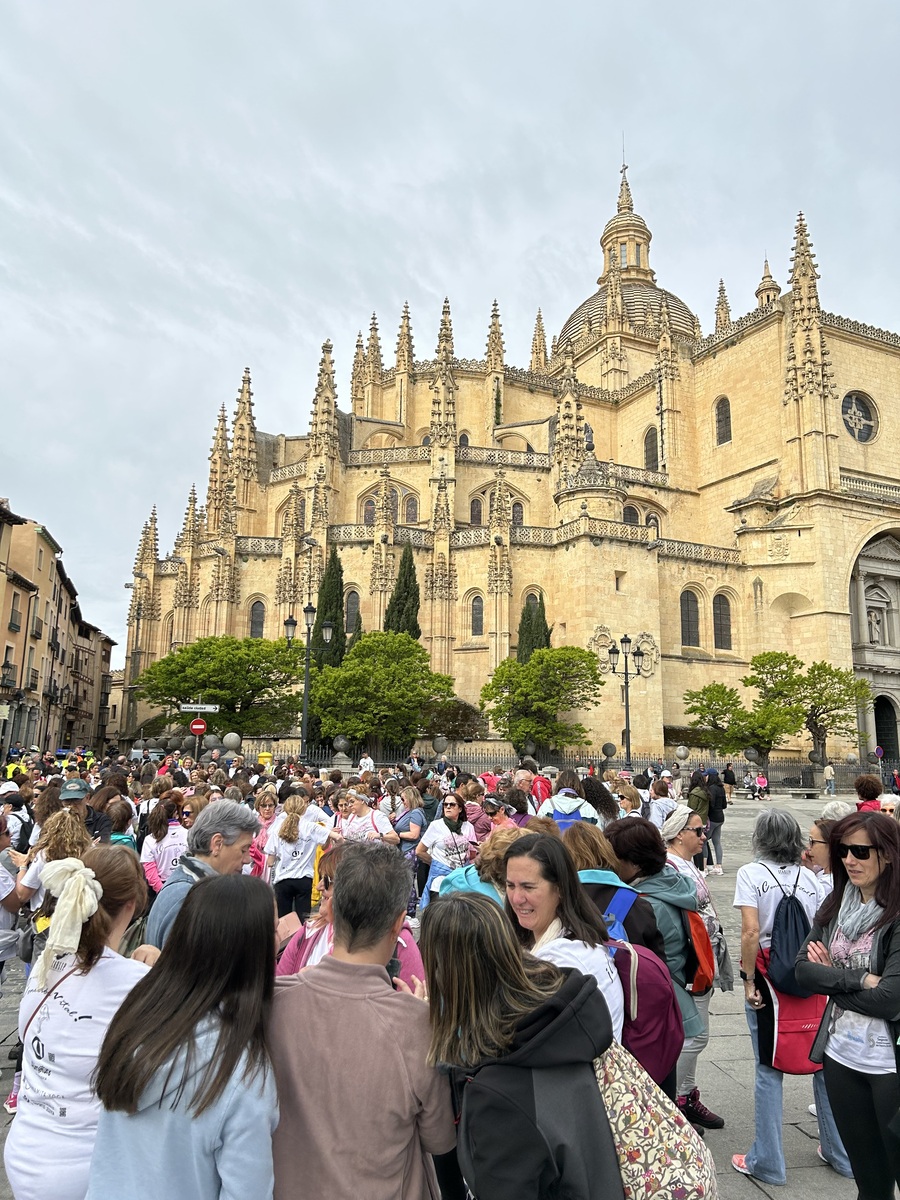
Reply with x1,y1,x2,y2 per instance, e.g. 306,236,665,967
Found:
0,792,863,1199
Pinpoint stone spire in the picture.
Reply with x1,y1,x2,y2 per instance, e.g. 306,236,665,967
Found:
395,302,415,374
431,463,452,534
436,298,454,361
485,300,505,373
605,251,625,326
656,295,679,381
715,280,732,333
174,485,199,553
530,309,548,372
788,213,821,322
350,331,365,415
230,367,258,484
553,343,583,472
206,404,230,531
756,258,781,308
617,162,633,213
309,340,339,457
365,313,383,384
489,469,512,536
133,506,158,572
284,482,306,541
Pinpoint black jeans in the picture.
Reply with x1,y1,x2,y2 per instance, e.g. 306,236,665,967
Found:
824,1054,900,1200
274,876,313,920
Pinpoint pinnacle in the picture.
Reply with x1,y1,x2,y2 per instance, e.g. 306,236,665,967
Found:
530,309,548,372
396,302,415,370
617,163,633,214
715,279,731,333
436,297,454,360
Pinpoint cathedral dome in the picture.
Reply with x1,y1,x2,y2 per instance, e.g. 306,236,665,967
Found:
558,280,698,344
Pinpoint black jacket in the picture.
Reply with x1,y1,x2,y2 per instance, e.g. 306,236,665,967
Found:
452,968,625,1200
580,879,666,962
706,772,727,824
84,805,112,843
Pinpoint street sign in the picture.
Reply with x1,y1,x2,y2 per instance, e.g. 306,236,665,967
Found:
876,745,884,758
179,704,220,713
189,718,207,736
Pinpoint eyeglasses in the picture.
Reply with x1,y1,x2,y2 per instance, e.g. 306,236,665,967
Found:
838,843,876,861
258,803,275,810
807,837,828,847
444,803,460,809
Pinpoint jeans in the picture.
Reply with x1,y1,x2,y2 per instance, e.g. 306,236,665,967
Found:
825,779,836,795
677,988,711,1096
705,822,724,867
744,1005,852,1183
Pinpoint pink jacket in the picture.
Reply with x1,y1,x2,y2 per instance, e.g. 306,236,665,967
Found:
277,919,424,987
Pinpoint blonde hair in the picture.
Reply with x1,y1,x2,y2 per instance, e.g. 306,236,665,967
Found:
617,783,641,811
29,808,92,866
474,827,526,887
277,793,309,843
562,822,622,873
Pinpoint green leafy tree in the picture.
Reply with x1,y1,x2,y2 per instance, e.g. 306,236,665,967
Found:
135,636,304,737
683,681,806,769
480,646,603,750
310,631,453,753
421,696,487,741
741,651,872,761
383,543,421,639
312,543,347,667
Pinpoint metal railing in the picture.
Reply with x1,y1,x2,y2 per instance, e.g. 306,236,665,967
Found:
30,616,43,639
8,609,21,633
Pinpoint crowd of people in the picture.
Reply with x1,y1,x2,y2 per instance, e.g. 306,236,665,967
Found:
0,742,898,1198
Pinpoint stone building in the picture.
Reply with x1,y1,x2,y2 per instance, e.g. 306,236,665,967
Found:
123,169,900,758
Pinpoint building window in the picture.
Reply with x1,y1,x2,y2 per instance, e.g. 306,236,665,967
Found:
620,243,627,268
470,498,483,526
249,601,265,639
713,594,732,650
623,505,640,525
526,592,539,609
458,433,469,448
363,499,376,526
680,591,700,646
345,589,360,632
422,435,431,446
511,501,524,526
644,427,659,471
635,244,642,267
404,496,418,524
842,391,878,443
471,595,484,638
715,396,732,445
37,547,44,571
111,704,117,720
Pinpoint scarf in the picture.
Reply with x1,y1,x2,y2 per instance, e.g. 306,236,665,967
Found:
441,814,465,835
32,857,103,989
532,917,564,952
837,883,884,942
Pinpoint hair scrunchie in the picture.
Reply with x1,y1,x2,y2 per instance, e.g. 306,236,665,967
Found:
32,857,103,989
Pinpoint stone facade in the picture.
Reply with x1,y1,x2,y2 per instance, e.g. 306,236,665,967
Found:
122,169,900,756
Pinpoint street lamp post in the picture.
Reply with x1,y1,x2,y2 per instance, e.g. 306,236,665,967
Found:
607,634,645,771
285,608,333,764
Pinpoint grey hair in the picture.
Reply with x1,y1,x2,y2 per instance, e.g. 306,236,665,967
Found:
332,842,412,953
187,799,259,856
223,786,243,802
752,808,804,865
820,800,855,822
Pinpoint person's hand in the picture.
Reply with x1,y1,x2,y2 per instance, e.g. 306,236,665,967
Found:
131,944,161,967
394,974,429,1002
863,973,882,990
365,831,380,841
8,850,26,869
744,979,765,1009
806,940,833,966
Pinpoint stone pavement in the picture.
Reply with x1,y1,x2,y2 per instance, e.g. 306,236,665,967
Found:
0,794,864,1198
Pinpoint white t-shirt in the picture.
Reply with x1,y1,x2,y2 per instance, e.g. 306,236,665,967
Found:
21,852,48,912
825,925,895,1074
140,823,189,884
343,809,394,843
732,860,824,948
533,937,625,1043
420,819,475,869
265,811,330,880
358,756,375,773
4,949,149,1200
0,863,16,961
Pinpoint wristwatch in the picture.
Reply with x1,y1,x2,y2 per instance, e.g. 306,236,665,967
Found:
739,970,751,982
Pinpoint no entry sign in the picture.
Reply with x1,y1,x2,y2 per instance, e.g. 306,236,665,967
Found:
189,718,207,737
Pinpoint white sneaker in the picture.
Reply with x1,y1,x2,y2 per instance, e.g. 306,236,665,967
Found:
714,865,723,875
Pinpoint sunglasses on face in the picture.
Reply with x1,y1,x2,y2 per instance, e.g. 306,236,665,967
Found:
838,843,877,861
320,876,333,892
687,825,706,836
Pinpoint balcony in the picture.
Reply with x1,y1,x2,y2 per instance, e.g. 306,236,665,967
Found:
27,668,39,692
0,663,16,689
49,634,60,657
30,616,43,640
43,681,59,702
8,609,21,633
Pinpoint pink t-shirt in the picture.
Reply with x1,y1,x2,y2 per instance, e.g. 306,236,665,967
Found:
140,822,189,884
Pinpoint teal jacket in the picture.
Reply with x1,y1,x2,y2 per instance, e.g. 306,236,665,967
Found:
636,865,703,1038
439,864,504,906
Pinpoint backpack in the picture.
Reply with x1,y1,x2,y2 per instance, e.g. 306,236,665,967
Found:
761,865,813,998
640,796,652,820
679,909,715,995
601,887,638,943
14,814,34,855
608,938,685,1084
551,805,583,833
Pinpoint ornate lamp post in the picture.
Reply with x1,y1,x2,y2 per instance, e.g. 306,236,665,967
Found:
607,635,645,771
285,608,333,763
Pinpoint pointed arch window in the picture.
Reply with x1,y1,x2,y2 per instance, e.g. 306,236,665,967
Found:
422,435,431,447
404,496,418,524
713,594,732,650
458,433,469,448
345,589,360,632
644,427,659,472
389,489,399,524
623,505,640,526
526,592,539,609
471,595,484,638
715,396,732,445
363,498,376,526
680,591,700,647
511,501,524,527
249,601,265,639
470,498,483,526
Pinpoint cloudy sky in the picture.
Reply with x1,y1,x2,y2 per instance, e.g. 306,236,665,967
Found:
1,0,896,665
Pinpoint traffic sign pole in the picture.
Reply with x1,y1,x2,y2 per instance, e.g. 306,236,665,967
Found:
189,717,207,765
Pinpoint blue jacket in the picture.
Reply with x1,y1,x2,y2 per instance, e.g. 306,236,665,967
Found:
146,855,217,947
87,1020,278,1200
439,864,504,905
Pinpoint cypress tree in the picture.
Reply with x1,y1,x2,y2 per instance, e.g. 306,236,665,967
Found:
384,543,421,639
533,594,552,651
312,543,347,667
347,608,363,651
516,601,535,663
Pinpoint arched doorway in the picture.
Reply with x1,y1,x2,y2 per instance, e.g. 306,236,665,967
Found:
874,696,899,760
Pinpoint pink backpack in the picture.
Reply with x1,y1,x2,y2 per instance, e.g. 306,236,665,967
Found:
608,938,684,1085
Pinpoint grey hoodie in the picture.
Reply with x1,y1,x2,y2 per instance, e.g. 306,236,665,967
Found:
87,1020,278,1200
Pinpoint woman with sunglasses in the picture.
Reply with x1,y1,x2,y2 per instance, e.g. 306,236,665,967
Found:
250,791,280,881
796,812,900,1198
804,818,837,891
415,794,476,909
732,809,850,1183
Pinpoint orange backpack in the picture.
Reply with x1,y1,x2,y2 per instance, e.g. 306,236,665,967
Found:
680,909,715,995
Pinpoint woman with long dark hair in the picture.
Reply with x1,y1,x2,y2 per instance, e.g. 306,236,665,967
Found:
504,833,624,1040
140,798,188,895
796,811,900,1198
88,874,277,1200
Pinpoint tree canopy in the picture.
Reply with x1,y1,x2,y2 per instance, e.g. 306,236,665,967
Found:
383,543,421,639
135,636,303,737
310,631,453,749
516,594,552,663
312,543,347,667
480,646,603,750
